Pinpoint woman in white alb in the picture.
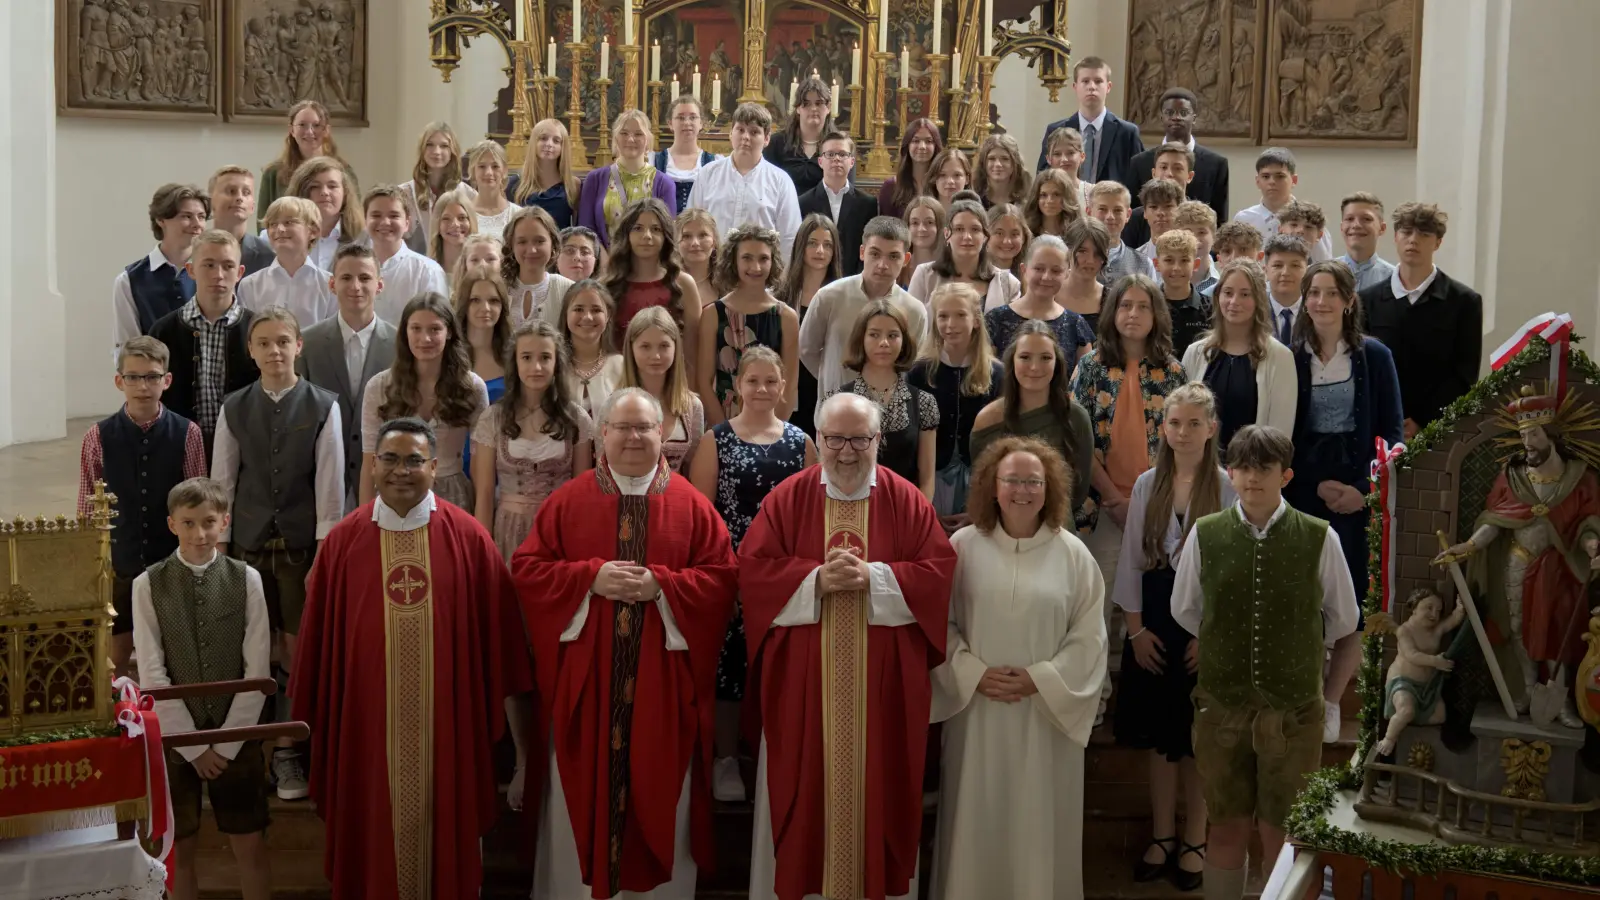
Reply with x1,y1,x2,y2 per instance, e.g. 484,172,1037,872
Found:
930,434,1107,900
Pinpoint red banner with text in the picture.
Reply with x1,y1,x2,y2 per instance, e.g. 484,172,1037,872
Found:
0,736,147,828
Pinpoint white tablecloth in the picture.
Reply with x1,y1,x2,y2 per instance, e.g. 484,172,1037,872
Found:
0,825,165,900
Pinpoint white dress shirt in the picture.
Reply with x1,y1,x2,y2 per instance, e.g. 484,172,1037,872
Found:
375,244,450,324
1390,265,1439,305
111,245,187,363
1112,467,1236,613
337,312,379,395
685,156,801,265
236,258,335,326
907,262,1022,313
1233,202,1334,262
798,274,928,405
210,381,347,542
559,466,689,650
822,180,849,221
1077,107,1108,136
1309,338,1353,384
1271,296,1302,343
1169,498,1360,645
260,222,346,274
769,465,916,628
374,490,436,530
132,549,271,762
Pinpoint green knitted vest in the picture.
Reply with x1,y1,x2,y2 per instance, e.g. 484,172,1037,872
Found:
1195,505,1328,709
147,555,249,729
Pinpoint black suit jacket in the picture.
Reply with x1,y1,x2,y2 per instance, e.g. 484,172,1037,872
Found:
1358,268,1483,428
1036,111,1145,187
1125,142,1231,222
798,183,876,277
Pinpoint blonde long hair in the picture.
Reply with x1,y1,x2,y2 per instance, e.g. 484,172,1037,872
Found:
408,122,464,212
620,306,693,417
1140,381,1224,570
918,283,996,397
287,156,363,241
1197,260,1274,366
515,118,582,205
427,186,480,265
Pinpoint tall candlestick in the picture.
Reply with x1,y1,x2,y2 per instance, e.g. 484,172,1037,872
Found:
693,66,702,101
623,0,633,45
547,38,557,77
572,0,581,42
984,0,995,56
951,51,961,89
851,43,862,87
712,76,722,113
932,0,942,54
831,79,840,117
601,38,610,75
789,78,798,108
652,40,661,81
899,48,909,89
878,6,888,52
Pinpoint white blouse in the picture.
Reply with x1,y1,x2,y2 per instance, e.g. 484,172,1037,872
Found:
1112,466,1238,613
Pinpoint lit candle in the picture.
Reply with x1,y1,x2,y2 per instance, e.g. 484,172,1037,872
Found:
712,76,722,113
899,48,909,89
789,78,798,108
572,0,581,42
932,0,942,54
984,0,994,56
622,0,633,45
547,38,557,77
652,40,661,81
693,66,702,101
878,8,888,53
851,43,862,86
601,38,609,75
671,76,680,99
951,51,961,89
831,79,840,117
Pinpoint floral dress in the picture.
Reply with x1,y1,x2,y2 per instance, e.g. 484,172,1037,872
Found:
1068,348,1187,526
472,403,593,560
711,420,810,700
712,298,785,419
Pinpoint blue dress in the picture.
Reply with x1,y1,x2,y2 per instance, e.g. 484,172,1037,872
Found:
711,420,809,700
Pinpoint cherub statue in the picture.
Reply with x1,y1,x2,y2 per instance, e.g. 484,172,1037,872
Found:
1376,589,1465,756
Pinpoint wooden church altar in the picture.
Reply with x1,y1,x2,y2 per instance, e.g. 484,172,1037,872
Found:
426,0,1073,177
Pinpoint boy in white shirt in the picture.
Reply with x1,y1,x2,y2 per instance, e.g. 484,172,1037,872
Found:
1263,234,1311,345
686,103,801,264
237,197,336,326
366,185,448,323
1233,148,1333,261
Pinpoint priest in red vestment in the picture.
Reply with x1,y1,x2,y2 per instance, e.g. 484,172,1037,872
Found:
512,387,738,900
291,417,536,900
740,392,957,900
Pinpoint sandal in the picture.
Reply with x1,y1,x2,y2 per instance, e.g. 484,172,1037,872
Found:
1134,835,1177,882
1172,841,1207,892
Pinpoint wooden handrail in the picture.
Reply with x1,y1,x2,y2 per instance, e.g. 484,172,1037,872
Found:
139,677,277,702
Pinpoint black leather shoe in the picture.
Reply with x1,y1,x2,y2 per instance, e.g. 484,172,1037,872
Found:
1134,836,1177,882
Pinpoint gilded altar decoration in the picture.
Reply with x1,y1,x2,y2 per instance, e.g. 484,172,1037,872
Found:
56,0,223,120
224,0,369,124
1404,740,1433,773
0,484,116,742
1578,607,1600,730
382,528,436,900
1498,738,1551,802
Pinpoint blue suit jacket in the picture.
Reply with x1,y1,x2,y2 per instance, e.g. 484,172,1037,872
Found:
1036,110,1145,186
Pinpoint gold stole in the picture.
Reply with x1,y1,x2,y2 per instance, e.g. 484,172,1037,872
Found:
820,494,869,900
382,527,436,900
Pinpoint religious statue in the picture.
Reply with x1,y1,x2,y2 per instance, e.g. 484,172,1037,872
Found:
1436,386,1600,729
1373,589,1464,756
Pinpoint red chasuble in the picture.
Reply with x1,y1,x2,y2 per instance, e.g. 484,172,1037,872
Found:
739,465,955,900
291,499,534,900
511,460,737,898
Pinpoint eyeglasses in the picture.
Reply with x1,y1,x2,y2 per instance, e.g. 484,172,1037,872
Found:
820,434,876,451
998,477,1048,491
821,151,853,160
376,453,433,471
606,423,660,437
118,372,167,384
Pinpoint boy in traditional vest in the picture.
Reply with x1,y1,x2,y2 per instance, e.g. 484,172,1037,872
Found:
132,477,272,900
79,336,208,676
1170,425,1360,899
211,306,345,801
111,183,208,363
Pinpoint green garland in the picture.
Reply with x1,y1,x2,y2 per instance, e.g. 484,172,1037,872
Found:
1290,336,1600,886
1286,768,1600,886
0,722,121,749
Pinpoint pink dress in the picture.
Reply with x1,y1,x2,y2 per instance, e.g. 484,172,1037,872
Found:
472,403,595,560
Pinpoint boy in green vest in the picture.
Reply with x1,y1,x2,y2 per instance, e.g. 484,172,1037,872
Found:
132,478,272,900
1170,425,1359,899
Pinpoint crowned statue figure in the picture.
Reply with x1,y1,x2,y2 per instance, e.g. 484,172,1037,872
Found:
1436,385,1600,728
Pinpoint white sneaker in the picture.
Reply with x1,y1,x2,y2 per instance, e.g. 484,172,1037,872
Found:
273,749,310,801
1323,701,1341,743
712,756,745,802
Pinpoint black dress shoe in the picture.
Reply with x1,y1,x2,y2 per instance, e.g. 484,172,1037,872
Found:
1134,836,1177,882
1172,841,1207,892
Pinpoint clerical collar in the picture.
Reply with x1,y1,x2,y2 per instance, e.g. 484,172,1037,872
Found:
608,465,655,496
820,464,877,501
373,491,436,531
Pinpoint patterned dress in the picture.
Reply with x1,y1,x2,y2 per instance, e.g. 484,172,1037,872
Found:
472,403,594,560
711,298,786,419
710,420,810,700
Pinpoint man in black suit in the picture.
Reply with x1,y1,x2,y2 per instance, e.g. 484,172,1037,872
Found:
1358,202,1482,439
798,131,876,276
1125,88,1230,222
1035,56,1144,186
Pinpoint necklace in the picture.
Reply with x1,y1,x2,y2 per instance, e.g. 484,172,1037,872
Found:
573,356,607,383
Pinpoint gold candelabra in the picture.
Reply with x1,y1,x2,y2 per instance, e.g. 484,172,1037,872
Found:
648,79,664,128
504,56,530,166
925,54,947,128
849,83,865,141
865,51,893,179
565,44,591,169
620,44,642,116
977,55,1000,143
594,77,615,167
896,85,911,139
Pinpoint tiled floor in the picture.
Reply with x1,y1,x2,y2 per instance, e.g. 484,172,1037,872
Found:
0,418,96,516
